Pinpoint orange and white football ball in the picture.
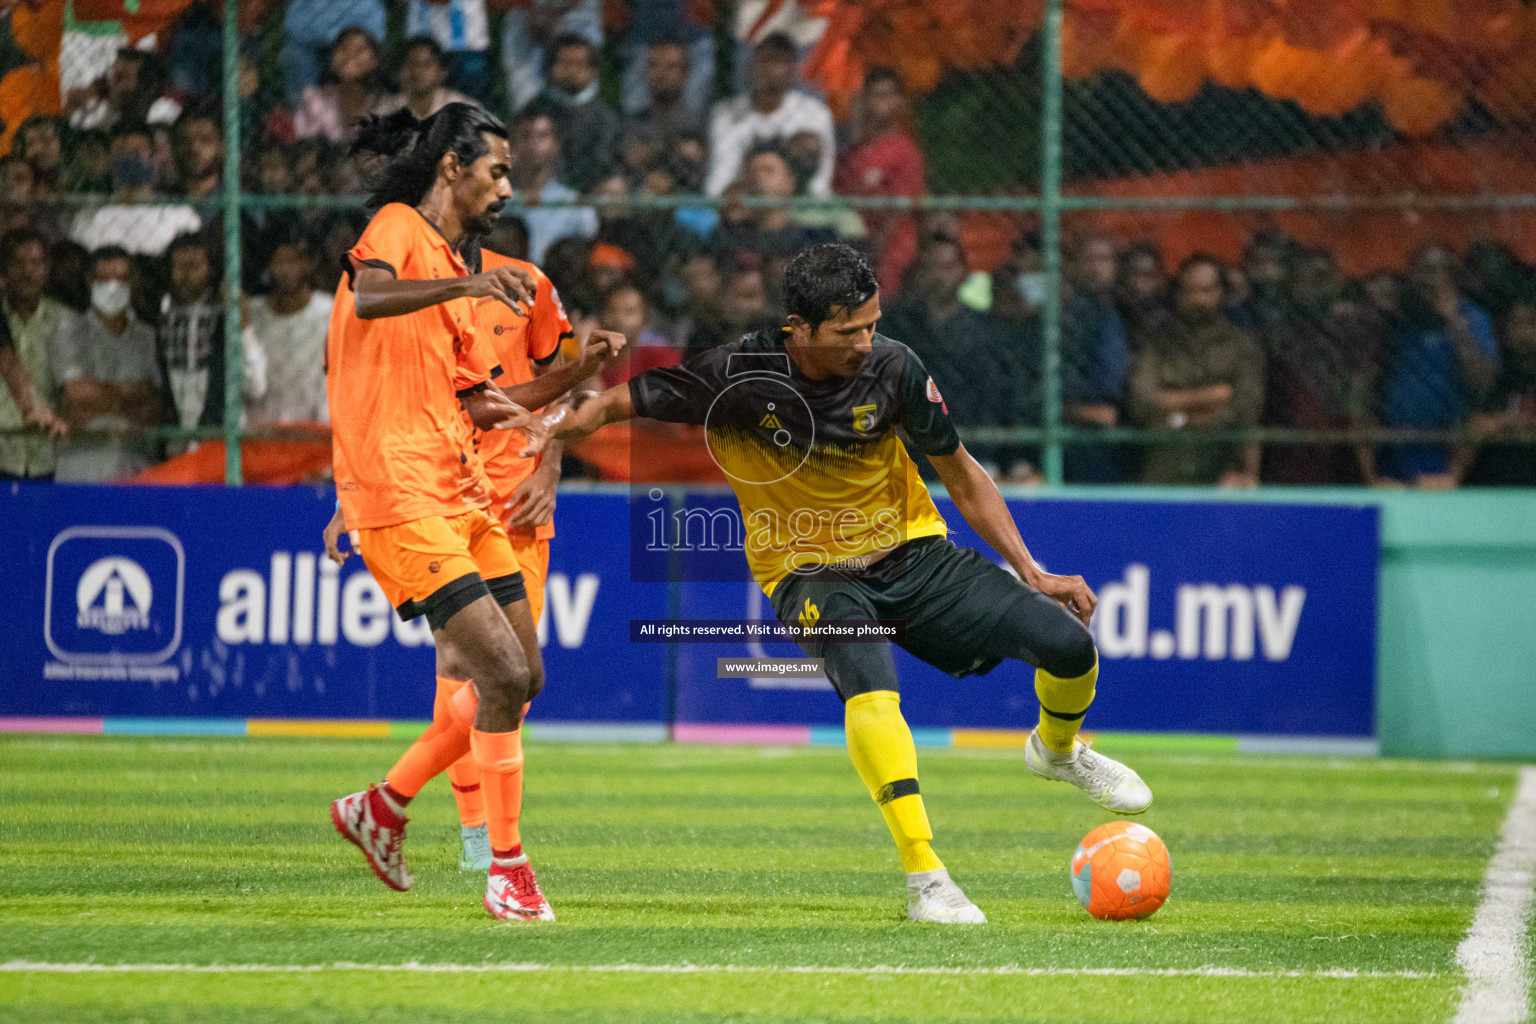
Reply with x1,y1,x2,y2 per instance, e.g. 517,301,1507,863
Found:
1070,821,1171,920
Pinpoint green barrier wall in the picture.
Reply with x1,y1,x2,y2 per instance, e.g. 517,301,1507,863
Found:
999,488,1536,760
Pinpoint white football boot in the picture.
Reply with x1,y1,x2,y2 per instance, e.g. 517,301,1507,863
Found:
484,854,555,922
1025,731,1153,814
329,784,414,891
459,824,493,872
907,868,986,924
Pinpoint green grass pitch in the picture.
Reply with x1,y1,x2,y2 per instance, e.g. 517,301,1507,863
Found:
0,734,1523,1023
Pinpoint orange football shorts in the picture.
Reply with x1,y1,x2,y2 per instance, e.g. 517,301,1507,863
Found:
357,507,525,630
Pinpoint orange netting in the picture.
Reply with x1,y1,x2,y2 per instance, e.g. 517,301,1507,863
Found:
789,0,1536,135
1073,138,1536,275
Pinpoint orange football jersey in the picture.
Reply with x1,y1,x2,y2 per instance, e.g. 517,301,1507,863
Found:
327,203,497,530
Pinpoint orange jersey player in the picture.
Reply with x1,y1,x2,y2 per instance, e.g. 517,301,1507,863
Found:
476,247,573,618
323,103,624,923
432,246,575,869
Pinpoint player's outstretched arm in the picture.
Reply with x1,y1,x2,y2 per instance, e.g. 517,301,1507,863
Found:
929,444,1097,626
460,387,542,434
518,384,636,457
353,264,537,320
498,330,628,412
460,328,627,445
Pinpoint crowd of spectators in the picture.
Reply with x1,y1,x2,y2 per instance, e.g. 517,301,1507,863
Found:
0,1,1530,488
1045,231,1534,488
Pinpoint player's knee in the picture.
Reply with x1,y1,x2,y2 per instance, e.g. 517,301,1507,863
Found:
824,644,896,704
524,657,545,703
1038,617,1098,680
477,655,534,711
437,645,471,683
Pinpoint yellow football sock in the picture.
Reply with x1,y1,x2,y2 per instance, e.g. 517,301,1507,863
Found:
844,690,944,874
1034,655,1098,754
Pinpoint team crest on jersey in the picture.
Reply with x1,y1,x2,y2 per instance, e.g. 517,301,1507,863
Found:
852,403,878,434
799,599,820,631
925,376,948,413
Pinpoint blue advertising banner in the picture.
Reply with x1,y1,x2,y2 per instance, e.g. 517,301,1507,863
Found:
0,484,666,723
667,494,1380,736
0,485,1377,737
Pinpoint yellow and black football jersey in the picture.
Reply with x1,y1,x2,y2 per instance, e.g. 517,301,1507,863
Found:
628,327,960,593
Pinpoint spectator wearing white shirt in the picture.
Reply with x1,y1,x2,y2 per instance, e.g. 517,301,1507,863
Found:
372,37,478,122
405,0,492,104
52,246,164,482
512,110,598,264
705,33,834,197
69,123,202,258
246,232,332,427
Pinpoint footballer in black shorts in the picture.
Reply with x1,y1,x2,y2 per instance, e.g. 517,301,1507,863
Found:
533,242,1152,924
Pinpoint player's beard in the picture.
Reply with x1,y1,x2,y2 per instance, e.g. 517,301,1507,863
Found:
467,199,506,239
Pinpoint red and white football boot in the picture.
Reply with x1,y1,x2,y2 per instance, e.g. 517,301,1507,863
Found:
330,784,414,892
484,855,554,922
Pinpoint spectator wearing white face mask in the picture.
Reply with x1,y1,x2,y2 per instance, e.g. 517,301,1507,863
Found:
51,245,164,481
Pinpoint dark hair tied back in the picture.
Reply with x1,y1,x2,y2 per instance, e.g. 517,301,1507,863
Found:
351,108,423,160
352,103,508,216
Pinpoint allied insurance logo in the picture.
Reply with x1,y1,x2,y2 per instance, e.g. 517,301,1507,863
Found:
75,557,153,633
45,527,185,674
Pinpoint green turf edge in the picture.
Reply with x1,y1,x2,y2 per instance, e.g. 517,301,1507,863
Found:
0,736,1505,1024
1087,732,1240,753
0,970,1461,1024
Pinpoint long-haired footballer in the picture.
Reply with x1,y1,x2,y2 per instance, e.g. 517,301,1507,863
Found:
323,103,623,922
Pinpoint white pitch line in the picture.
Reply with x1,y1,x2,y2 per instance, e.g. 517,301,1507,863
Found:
0,961,1438,980
1454,765,1536,1024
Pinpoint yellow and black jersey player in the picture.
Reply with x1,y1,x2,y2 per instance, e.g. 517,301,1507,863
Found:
527,242,1153,924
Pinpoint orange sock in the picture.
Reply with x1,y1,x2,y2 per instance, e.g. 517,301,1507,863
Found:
439,675,485,829
384,715,470,799
449,680,477,726
444,687,531,831
470,727,524,858
446,752,485,828
383,676,472,799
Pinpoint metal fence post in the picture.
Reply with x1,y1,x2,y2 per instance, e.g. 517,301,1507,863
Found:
221,0,243,485
1039,0,1065,485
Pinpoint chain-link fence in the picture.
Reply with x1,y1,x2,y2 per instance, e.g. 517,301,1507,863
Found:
1,0,1532,488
